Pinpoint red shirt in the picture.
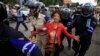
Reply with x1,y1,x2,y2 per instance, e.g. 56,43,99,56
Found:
45,22,74,47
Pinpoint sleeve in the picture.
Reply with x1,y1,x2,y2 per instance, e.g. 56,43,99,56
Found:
44,22,50,28
67,18,73,29
81,18,97,37
44,16,49,22
61,24,75,39
5,26,41,56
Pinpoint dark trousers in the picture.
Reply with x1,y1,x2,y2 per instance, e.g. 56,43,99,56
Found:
45,44,60,56
73,36,92,56
61,33,71,46
61,30,72,49
16,21,28,31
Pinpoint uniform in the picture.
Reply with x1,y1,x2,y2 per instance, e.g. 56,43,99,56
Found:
0,23,43,56
61,17,73,49
72,14,97,56
60,8,72,50
28,13,48,55
72,3,97,56
25,1,49,55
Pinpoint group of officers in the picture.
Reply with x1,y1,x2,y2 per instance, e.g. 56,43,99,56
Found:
0,0,97,56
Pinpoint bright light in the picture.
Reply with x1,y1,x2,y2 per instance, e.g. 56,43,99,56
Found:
72,0,97,6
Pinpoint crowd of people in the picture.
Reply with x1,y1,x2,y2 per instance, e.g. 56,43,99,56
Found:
0,1,98,56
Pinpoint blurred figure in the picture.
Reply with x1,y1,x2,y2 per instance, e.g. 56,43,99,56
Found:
72,3,97,56
14,4,28,31
41,7,51,20
0,1,42,56
41,12,79,56
72,6,81,19
54,5,60,13
25,1,49,55
60,8,73,50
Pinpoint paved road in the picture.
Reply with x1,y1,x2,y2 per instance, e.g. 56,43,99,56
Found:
10,22,100,56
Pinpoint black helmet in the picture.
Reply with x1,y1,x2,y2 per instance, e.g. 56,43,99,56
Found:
25,1,40,9
81,3,95,17
0,1,7,22
61,8,71,19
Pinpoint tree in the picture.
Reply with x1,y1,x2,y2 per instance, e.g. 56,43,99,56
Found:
41,0,53,6
0,0,17,4
41,0,63,6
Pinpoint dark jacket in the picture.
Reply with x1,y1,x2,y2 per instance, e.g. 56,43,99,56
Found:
61,17,73,33
72,14,97,38
0,24,42,56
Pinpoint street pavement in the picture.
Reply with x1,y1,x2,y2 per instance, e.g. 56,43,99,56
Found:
10,22,100,56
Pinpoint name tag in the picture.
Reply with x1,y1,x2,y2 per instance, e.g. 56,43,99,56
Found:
86,19,91,27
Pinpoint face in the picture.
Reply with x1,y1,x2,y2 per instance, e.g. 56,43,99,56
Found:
16,7,20,11
77,9,81,11
53,13,60,23
30,8,36,13
55,8,59,11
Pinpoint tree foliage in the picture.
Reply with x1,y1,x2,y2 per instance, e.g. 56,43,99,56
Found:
0,0,17,4
41,0,63,6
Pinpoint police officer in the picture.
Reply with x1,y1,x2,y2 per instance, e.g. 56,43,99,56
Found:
72,6,81,20
60,8,73,50
25,1,49,56
72,3,97,56
41,7,51,20
0,1,43,56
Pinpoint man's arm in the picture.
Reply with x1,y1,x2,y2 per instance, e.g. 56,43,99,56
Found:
5,25,42,56
81,18,97,37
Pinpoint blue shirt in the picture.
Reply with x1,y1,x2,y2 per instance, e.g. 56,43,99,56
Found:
16,10,24,22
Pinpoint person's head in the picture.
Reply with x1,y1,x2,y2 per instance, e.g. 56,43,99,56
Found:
51,12,61,23
81,3,95,17
25,1,40,14
15,4,20,10
61,8,71,19
55,5,60,12
76,6,81,12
